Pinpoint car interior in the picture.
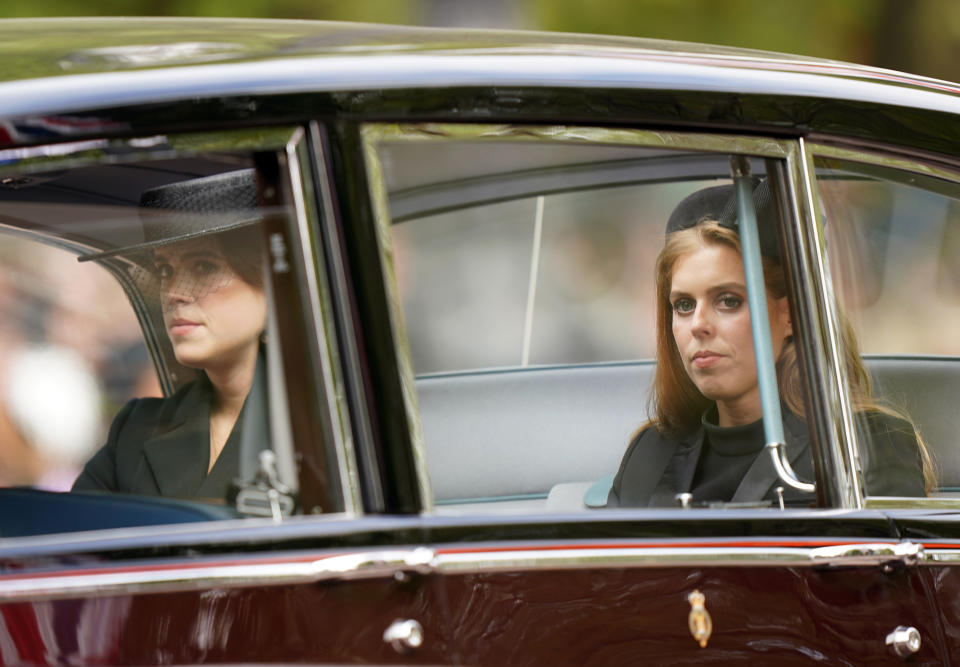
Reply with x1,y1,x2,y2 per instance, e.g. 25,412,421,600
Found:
417,355,960,513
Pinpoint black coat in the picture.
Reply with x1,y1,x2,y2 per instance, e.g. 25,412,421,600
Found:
608,409,926,508
72,376,241,501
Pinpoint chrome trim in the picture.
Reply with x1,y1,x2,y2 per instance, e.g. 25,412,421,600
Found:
0,127,296,177
5,52,960,120
787,138,862,508
383,619,425,654
429,542,917,573
766,441,816,492
6,540,936,602
886,626,922,657
284,127,362,515
920,548,960,564
808,540,922,567
809,142,960,187
308,122,371,512
0,547,435,603
362,123,791,158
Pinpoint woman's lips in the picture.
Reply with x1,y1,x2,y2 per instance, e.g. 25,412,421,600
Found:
168,318,201,336
691,350,723,368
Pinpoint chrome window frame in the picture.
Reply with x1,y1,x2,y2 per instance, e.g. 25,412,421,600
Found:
306,122,368,514
280,126,362,515
361,123,852,511
806,141,960,509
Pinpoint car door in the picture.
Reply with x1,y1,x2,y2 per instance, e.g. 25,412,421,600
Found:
0,126,455,665
809,143,960,660
348,122,947,664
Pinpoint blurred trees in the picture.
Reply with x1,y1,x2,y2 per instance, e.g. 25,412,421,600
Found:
0,0,413,24
528,0,960,81
1,0,959,81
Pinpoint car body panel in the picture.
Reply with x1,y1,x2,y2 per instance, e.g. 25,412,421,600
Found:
0,518,950,663
2,20,960,163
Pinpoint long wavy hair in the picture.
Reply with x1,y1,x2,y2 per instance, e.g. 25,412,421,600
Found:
648,220,935,492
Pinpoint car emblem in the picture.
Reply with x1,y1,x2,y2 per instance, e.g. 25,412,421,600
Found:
687,589,713,648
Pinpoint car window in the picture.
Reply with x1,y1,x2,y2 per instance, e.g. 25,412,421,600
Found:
814,152,960,502
365,124,826,514
0,131,349,537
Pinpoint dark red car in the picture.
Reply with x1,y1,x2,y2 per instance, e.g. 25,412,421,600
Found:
1,17,959,665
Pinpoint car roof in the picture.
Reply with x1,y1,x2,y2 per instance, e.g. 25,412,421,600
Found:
1,17,959,120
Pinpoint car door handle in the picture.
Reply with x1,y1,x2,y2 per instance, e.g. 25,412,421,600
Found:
383,619,424,653
809,541,923,569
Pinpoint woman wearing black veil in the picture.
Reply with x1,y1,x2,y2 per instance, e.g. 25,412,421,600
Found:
73,169,266,501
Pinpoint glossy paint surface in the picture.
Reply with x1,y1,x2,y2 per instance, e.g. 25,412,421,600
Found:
2,533,953,665
0,17,948,91
0,573,452,665
442,564,941,665
923,564,960,657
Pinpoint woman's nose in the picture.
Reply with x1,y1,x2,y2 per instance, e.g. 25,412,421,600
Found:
690,305,713,337
161,277,194,307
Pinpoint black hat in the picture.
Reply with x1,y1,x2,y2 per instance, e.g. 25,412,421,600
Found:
666,179,780,258
79,169,259,263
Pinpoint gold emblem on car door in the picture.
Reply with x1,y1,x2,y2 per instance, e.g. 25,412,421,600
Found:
687,589,713,648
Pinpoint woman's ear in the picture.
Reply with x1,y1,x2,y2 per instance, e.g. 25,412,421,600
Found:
776,297,793,338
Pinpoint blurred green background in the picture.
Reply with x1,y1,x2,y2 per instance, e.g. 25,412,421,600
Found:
1,0,958,81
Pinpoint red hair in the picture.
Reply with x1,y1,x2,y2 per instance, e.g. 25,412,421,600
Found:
646,220,935,492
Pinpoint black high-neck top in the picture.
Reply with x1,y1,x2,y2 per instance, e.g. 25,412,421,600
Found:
690,408,766,502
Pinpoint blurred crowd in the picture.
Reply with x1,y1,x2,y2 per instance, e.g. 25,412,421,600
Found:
0,240,158,490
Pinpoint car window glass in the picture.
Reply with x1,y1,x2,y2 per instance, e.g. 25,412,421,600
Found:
392,178,688,372
367,126,819,514
0,146,316,537
815,156,959,501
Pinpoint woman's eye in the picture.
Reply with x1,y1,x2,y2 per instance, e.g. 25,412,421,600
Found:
191,259,219,277
672,298,695,314
156,264,173,280
718,294,743,310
